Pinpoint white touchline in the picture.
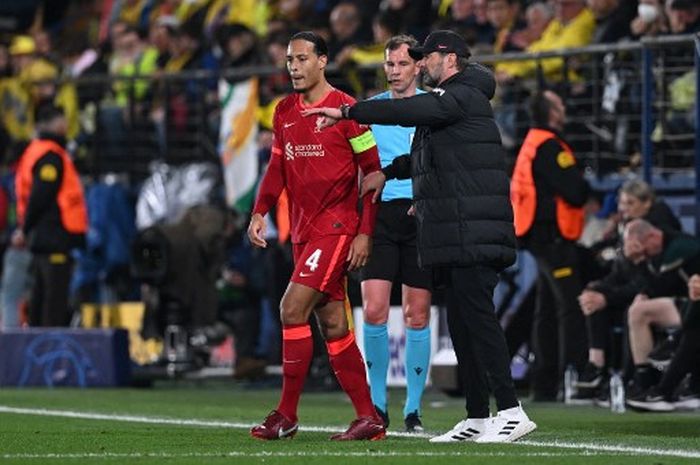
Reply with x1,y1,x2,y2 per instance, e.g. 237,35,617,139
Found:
0,451,630,460
1,406,699,459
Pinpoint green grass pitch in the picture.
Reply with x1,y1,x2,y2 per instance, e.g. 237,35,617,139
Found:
1,383,699,464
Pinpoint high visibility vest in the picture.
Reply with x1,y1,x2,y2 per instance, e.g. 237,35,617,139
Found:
511,128,584,240
16,139,88,234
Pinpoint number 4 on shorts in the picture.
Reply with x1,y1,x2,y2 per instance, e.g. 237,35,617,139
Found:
305,249,322,271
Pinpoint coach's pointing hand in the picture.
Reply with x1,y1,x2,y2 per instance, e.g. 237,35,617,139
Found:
360,170,386,204
301,107,341,130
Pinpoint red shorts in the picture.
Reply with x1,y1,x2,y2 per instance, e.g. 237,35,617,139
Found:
291,235,352,302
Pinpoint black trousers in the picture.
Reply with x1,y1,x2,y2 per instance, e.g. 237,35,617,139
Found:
444,265,519,418
29,253,73,327
529,241,588,397
658,301,700,396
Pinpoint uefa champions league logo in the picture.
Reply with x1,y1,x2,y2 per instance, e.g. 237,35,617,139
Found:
18,334,97,387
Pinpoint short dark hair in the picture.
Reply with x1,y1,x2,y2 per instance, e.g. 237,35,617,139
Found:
456,56,469,71
34,102,64,125
529,90,554,127
385,34,419,54
289,31,328,57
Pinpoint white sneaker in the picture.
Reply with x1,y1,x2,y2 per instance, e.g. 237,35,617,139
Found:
429,417,489,443
475,404,536,443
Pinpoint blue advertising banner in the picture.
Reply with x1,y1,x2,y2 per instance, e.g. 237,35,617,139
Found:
0,328,131,387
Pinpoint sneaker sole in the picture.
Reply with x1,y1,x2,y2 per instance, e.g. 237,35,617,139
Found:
674,398,700,410
475,421,537,443
626,399,675,412
429,434,481,443
511,421,537,442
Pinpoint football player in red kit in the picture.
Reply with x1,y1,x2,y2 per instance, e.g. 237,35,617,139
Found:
247,31,385,441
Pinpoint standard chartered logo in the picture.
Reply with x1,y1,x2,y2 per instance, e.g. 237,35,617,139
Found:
285,143,325,160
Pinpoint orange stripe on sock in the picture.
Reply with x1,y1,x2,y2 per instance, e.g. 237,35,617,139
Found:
283,324,312,340
326,331,355,356
320,235,349,290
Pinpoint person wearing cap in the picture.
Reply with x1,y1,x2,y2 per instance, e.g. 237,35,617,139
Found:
0,34,76,144
0,35,38,142
14,103,88,327
304,29,536,443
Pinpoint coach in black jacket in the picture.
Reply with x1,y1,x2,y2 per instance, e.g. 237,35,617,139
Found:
305,30,535,443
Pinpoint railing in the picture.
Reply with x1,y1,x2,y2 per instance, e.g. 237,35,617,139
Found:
51,34,700,207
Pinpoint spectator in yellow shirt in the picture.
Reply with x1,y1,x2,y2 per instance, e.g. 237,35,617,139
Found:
496,0,595,84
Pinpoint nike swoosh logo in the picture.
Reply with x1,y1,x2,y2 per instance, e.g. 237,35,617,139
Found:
299,272,313,277
278,425,297,437
283,122,296,128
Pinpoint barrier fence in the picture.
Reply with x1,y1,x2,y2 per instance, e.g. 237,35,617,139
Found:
38,33,700,229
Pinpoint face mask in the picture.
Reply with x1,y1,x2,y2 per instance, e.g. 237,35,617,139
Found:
638,4,659,24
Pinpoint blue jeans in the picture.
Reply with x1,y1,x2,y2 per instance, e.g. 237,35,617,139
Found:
0,247,32,329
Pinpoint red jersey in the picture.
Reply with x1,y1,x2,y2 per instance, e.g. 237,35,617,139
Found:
253,88,380,244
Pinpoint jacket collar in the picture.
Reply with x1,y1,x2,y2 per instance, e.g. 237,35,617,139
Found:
38,132,66,147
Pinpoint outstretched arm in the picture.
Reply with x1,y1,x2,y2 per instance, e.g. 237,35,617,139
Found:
304,91,463,128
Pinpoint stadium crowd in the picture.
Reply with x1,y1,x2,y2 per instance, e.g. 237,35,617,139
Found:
0,0,697,420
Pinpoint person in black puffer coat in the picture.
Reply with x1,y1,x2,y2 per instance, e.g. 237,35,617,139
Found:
306,30,535,443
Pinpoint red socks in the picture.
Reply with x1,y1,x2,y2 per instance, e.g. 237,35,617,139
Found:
276,324,313,422
327,332,376,419
277,326,374,422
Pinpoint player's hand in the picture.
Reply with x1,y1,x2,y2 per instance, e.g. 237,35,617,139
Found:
247,213,268,248
578,289,606,315
689,274,700,301
347,233,371,271
300,107,341,130
407,204,415,216
360,170,386,203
